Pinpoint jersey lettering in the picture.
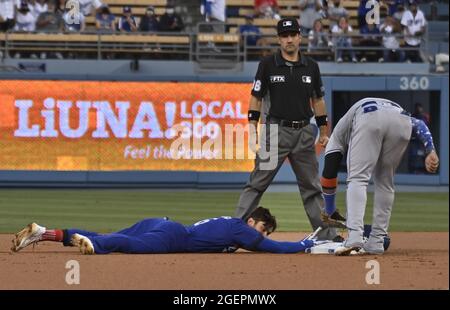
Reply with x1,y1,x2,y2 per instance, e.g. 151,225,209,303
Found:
192,216,232,226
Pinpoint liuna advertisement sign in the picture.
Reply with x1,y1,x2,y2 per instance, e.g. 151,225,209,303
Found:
0,80,262,171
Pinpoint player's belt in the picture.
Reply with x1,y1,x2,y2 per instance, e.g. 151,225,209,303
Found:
268,115,310,129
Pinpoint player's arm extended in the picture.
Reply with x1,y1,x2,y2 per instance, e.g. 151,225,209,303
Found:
411,117,439,173
411,117,435,154
246,237,314,254
233,222,314,253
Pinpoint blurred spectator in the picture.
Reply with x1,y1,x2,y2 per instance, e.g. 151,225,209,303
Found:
36,0,63,32
139,6,159,32
401,0,426,62
95,4,115,33
408,102,430,173
299,0,324,33
308,18,332,60
392,2,406,22
55,0,65,14
15,1,37,32
201,0,226,33
380,16,405,62
118,6,137,32
36,0,63,58
382,0,406,16
254,0,280,19
332,16,357,62
77,0,103,17
239,15,263,46
412,102,430,124
0,0,16,32
30,0,49,18
359,22,382,62
159,4,184,32
63,2,85,32
308,19,330,51
327,0,348,29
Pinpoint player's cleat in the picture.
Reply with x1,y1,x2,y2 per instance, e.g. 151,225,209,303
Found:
71,233,95,255
330,210,346,222
321,210,347,229
334,245,361,256
349,247,384,255
11,223,46,252
332,235,345,243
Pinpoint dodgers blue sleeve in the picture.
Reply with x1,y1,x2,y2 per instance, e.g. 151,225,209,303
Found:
256,238,315,254
411,117,435,154
231,220,314,253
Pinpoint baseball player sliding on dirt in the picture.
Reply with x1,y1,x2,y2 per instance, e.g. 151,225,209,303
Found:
320,97,439,255
11,207,318,255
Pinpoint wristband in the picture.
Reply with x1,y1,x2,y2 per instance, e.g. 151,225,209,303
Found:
248,110,261,121
315,115,328,127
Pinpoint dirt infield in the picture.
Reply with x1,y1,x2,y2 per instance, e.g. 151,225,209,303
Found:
0,232,448,290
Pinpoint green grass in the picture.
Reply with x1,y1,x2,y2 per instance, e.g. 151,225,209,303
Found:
0,189,448,233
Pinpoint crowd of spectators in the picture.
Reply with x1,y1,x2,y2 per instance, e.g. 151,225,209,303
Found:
0,0,185,34
0,0,440,63
301,0,428,62
213,0,430,63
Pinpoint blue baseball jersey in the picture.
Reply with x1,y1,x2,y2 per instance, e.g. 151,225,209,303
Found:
185,216,264,253
66,217,313,254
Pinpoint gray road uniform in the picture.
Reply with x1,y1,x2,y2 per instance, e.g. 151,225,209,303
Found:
235,50,337,241
326,97,435,252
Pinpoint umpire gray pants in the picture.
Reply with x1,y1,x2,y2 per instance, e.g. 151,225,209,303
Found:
235,122,337,240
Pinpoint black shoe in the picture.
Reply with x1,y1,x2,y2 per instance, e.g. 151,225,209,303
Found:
321,211,347,229
332,235,345,243
330,210,346,222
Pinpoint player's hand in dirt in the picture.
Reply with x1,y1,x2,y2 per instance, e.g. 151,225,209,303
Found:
425,150,439,173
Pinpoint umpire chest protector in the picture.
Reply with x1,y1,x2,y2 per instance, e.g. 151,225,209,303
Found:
251,50,325,121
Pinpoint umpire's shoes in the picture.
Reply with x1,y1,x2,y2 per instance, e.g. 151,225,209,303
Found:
71,233,95,255
11,223,46,253
321,210,347,229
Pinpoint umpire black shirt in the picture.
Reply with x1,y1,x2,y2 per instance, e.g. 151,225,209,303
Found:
251,50,325,121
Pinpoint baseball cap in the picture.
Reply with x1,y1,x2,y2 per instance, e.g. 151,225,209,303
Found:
19,0,29,10
277,18,301,35
123,6,132,13
147,5,155,12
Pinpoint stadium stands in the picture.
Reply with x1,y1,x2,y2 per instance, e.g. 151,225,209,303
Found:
0,0,447,64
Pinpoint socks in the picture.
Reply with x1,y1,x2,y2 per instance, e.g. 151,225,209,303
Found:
321,177,337,216
41,229,64,242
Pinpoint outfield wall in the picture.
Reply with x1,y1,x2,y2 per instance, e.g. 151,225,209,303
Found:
0,64,447,187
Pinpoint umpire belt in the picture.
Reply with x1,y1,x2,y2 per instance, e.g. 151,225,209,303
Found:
268,116,310,129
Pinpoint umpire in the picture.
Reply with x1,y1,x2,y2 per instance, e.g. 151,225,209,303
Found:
235,17,338,240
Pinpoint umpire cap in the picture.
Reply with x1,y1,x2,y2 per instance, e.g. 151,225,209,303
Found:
277,18,301,35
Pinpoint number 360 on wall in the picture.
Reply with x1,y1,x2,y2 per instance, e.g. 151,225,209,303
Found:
399,76,430,90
